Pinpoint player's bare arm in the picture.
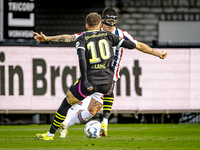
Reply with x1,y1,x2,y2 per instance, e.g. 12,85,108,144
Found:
33,32,77,43
136,41,167,59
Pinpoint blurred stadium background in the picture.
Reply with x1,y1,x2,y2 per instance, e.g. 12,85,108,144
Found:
0,0,200,125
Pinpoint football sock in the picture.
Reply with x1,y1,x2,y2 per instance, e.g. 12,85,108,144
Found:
66,109,93,128
47,132,54,137
49,98,72,134
102,94,114,119
62,101,83,125
102,118,108,125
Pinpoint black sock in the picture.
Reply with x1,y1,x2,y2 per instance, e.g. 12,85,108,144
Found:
49,98,72,134
103,93,114,119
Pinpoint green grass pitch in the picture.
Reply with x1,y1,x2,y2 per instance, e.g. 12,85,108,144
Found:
0,124,200,150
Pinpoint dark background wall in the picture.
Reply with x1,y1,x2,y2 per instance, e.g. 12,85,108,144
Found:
106,0,200,45
2,0,200,47
35,0,105,36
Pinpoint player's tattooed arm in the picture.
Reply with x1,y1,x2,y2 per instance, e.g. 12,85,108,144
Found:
33,32,77,43
47,34,77,43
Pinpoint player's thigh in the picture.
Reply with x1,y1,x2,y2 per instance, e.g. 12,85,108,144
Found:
67,78,86,105
103,91,114,99
66,90,80,105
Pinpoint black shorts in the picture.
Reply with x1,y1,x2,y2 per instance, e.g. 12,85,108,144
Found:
70,78,114,101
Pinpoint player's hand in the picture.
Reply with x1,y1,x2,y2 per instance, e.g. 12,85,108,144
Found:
83,80,93,91
33,32,48,42
159,51,167,59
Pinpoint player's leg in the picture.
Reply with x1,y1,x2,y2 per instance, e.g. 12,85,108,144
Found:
65,93,103,129
61,97,90,127
36,90,80,140
59,101,85,138
58,78,93,137
100,92,114,137
103,92,114,121
62,102,83,126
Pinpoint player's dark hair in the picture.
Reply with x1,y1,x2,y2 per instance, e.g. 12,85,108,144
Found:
102,8,118,19
85,12,101,27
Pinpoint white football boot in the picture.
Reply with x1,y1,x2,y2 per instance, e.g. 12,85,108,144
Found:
58,123,68,138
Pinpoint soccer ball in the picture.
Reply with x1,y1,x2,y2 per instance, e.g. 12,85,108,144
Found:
84,120,101,138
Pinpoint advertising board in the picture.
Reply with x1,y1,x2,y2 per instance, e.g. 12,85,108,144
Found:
0,47,200,112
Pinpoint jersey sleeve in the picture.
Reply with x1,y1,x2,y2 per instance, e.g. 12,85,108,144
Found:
107,31,123,47
122,31,137,46
120,40,136,49
74,31,87,39
108,32,136,49
74,32,82,39
76,37,87,81
76,36,86,51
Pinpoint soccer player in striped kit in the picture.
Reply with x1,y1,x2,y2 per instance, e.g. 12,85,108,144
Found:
33,8,167,139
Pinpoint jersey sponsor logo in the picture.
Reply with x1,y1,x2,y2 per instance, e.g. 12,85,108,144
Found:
85,33,107,41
